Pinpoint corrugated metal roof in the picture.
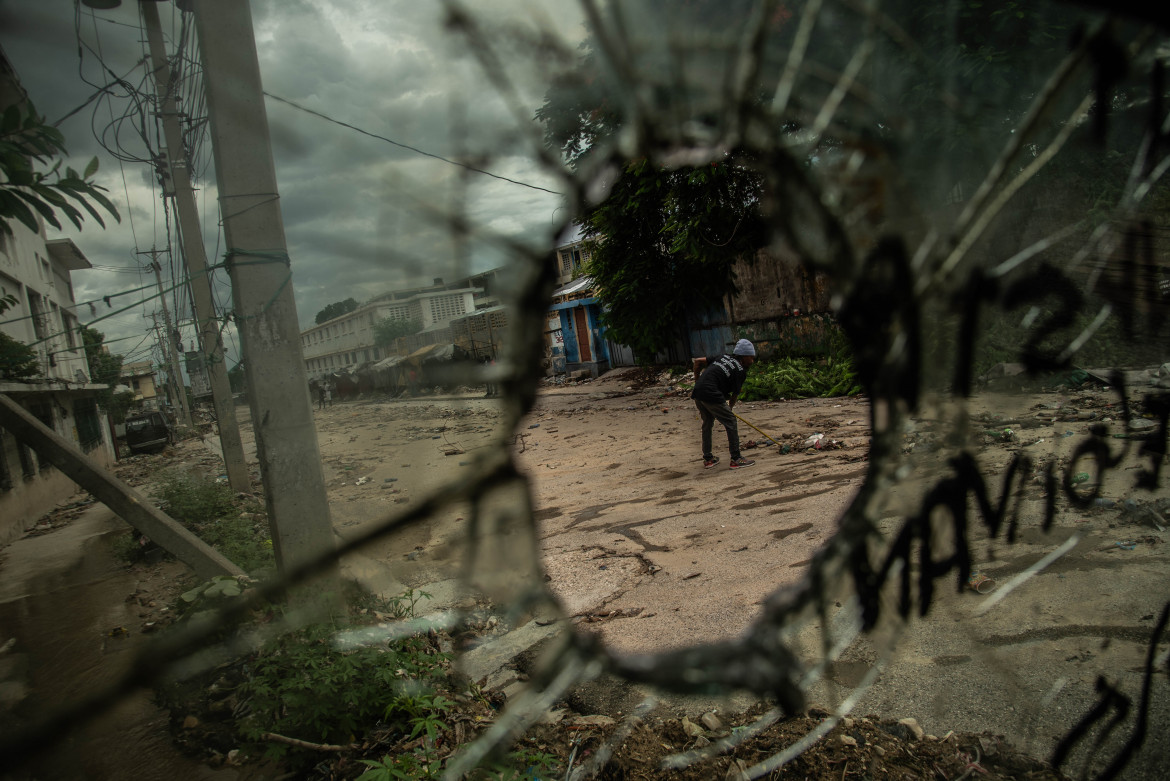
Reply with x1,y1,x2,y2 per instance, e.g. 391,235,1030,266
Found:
553,276,593,298
372,356,405,371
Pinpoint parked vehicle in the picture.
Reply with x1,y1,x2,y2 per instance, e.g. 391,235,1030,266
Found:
123,411,173,454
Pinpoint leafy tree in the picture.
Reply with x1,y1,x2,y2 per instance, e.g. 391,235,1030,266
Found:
81,326,122,386
581,158,767,358
0,103,119,237
79,326,134,421
0,331,39,380
373,316,421,348
315,297,359,325
536,3,775,358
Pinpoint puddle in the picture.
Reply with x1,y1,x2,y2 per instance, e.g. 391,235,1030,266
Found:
0,531,234,780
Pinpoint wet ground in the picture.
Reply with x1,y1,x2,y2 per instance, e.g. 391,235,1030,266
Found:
0,507,235,780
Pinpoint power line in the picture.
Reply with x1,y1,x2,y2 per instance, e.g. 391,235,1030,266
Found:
263,91,563,195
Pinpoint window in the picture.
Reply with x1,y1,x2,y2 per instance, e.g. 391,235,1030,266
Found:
75,398,103,452
27,291,47,340
63,314,78,350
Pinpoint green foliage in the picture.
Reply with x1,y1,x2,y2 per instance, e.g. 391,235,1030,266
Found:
0,331,40,380
157,470,238,524
359,742,563,780
373,316,422,348
80,326,112,380
582,158,767,359
739,336,861,401
181,575,245,603
156,471,274,573
0,102,119,237
315,297,359,325
105,390,136,425
235,618,453,760
80,326,135,420
358,750,444,780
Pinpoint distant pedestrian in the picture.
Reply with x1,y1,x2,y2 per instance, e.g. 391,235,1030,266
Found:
690,339,757,469
483,355,498,398
324,384,333,408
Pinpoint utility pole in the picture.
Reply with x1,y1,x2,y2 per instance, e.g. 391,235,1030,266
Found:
141,248,193,429
150,314,183,418
193,0,337,582
141,0,250,493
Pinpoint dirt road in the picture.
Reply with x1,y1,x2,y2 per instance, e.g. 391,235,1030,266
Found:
301,369,1168,777
4,367,1165,777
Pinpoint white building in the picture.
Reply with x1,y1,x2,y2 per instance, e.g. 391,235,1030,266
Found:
1,232,116,544
300,281,479,377
1,47,116,543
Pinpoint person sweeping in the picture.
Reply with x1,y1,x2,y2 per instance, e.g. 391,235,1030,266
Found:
691,339,757,469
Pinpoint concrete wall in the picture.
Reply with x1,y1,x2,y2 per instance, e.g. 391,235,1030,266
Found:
726,245,833,322
0,389,115,545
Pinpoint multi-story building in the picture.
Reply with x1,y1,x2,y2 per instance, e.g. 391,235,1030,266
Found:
1,233,116,543
120,360,160,404
546,227,609,377
1,48,115,542
300,279,480,378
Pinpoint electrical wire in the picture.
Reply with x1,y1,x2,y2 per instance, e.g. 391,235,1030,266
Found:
263,91,564,195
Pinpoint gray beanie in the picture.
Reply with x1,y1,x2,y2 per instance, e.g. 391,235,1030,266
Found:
732,339,756,357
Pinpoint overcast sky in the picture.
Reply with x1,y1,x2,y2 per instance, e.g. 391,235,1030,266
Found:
0,0,585,367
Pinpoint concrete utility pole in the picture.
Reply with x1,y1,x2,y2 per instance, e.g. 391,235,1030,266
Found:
150,313,185,423
193,0,337,581
141,0,249,493
141,248,193,428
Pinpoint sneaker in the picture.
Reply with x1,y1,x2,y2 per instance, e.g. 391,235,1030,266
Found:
729,457,755,469
703,456,720,469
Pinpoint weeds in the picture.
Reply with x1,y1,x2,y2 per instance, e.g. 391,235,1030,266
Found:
740,334,861,401
155,471,274,574
156,470,237,525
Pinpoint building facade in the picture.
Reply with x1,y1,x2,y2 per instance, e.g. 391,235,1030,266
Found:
545,229,610,377
1,233,116,544
0,46,114,543
300,280,480,379
120,360,160,404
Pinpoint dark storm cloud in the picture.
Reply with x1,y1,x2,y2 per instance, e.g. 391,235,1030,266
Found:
1,0,581,353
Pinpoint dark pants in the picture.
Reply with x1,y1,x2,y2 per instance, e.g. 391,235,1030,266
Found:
695,399,740,460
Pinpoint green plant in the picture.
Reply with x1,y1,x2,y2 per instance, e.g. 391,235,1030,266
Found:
156,471,274,573
739,335,862,401
181,575,245,602
0,331,40,380
387,588,429,619
374,316,423,347
234,602,454,766
157,471,237,524
464,747,564,780
358,749,443,780
108,529,146,564
345,586,432,619
0,102,119,238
